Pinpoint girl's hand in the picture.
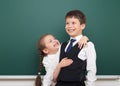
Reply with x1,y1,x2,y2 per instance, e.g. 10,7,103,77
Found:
78,36,89,49
53,58,73,82
59,58,73,68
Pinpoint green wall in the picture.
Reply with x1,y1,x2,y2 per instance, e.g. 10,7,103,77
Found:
0,0,120,75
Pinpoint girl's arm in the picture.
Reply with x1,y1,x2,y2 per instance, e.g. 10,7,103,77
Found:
78,36,89,49
53,58,73,82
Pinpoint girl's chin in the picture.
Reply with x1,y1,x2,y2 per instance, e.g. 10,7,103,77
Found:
54,45,60,48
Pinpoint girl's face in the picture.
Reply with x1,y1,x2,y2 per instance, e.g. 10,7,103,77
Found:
43,35,60,55
65,17,85,38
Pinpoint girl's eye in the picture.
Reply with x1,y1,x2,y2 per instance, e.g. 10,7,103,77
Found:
54,38,57,40
49,39,52,43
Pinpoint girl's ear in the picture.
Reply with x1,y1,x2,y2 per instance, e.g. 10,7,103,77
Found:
43,48,48,54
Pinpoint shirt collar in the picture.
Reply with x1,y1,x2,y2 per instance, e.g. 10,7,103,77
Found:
70,34,83,42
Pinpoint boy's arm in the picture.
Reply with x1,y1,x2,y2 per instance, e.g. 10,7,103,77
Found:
86,42,97,86
53,58,73,82
78,36,89,49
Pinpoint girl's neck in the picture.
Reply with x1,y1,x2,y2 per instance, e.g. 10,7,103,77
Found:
48,49,59,55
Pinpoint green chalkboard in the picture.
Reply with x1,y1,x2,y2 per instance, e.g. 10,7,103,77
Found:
0,0,120,75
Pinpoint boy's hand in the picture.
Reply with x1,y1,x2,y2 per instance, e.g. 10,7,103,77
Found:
78,36,89,49
59,58,73,68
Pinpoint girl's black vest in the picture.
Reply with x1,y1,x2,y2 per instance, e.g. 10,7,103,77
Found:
57,42,87,81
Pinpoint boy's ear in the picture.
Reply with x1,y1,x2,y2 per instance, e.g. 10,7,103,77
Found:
43,48,48,54
81,24,86,30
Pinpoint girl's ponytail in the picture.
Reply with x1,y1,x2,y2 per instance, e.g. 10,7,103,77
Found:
35,52,44,86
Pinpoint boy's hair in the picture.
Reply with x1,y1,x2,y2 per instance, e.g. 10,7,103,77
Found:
65,10,86,24
35,34,51,86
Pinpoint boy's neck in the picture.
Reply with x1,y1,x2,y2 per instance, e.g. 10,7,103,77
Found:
70,34,82,39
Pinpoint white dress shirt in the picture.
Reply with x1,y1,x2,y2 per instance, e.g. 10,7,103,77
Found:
42,47,60,86
65,35,97,86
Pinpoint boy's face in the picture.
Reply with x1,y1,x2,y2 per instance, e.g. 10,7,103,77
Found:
65,17,85,37
43,35,60,55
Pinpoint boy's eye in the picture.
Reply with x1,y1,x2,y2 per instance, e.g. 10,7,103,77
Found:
72,22,75,24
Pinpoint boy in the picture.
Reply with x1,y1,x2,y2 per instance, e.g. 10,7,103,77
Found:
54,10,97,86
